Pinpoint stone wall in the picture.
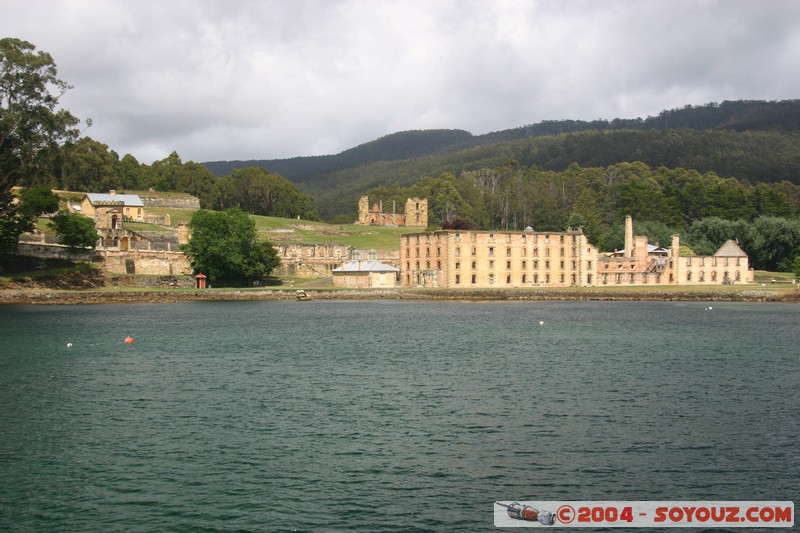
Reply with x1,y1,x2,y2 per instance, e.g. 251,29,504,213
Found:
107,274,195,288
103,249,192,276
138,194,200,210
273,243,351,278
17,242,101,262
271,244,400,278
17,242,191,276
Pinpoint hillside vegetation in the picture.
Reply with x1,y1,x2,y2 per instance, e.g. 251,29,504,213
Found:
203,100,800,180
198,100,800,225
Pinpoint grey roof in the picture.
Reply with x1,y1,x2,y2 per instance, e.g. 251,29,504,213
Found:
714,240,748,257
85,193,144,207
333,260,399,273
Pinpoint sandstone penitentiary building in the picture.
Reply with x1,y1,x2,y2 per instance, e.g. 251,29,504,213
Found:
400,216,752,288
400,227,598,288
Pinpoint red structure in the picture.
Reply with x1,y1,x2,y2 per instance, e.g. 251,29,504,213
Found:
195,273,207,289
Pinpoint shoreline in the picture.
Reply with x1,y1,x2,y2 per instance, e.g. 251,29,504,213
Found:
1,287,798,305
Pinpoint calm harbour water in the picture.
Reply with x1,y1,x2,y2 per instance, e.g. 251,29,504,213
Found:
0,300,797,532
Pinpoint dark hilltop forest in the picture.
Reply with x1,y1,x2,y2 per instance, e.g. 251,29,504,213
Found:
203,100,800,181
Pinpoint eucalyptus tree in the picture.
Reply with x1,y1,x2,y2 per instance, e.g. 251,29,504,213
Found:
1,38,82,253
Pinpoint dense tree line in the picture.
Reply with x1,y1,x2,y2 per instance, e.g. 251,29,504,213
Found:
41,138,318,219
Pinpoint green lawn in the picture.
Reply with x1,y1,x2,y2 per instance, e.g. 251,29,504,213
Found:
752,270,796,283
142,207,197,227
251,215,413,249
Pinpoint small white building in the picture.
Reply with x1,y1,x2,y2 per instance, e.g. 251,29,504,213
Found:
332,260,400,288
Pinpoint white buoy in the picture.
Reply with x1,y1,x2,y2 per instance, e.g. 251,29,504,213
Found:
66,343,73,349
539,320,544,326
708,306,713,310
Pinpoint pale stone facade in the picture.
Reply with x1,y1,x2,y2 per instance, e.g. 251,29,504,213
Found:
401,216,752,288
356,196,428,227
102,249,192,275
272,244,352,277
596,216,752,286
400,229,598,288
678,240,751,285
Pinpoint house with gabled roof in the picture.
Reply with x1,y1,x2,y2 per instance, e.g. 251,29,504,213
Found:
73,190,150,251
332,255,400,288
79,190,145,229
680,239,751,284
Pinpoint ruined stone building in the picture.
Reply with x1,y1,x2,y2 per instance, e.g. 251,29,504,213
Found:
356,196,428,227
596,215,752,286
400,215,752,288
400,228,598,288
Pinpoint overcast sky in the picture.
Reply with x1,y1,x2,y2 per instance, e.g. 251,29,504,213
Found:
3,0,799,164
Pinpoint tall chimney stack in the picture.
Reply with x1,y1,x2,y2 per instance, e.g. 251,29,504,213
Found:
624,215,633,258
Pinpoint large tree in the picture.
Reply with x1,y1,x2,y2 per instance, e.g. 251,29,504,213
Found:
58,136,117,192
49,210,98,251
181,208,280,285
0,183,58,254
1,38,81,254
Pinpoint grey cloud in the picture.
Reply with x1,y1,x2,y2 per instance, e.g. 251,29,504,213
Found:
2,0,798,164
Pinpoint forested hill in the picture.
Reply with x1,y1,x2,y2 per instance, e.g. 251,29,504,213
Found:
202,129,476,178
202,99,800,179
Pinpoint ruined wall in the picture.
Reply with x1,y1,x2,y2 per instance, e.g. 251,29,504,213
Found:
355,195,428,227
17,242,191,277
17,242,101,262
138,194,200,210
272,243,352,278
404,197,428,227
102,249,192,276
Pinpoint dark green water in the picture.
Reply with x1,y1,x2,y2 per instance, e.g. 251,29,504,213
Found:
0,300,797,532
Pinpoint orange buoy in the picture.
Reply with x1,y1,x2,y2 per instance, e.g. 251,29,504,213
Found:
124,336,134,344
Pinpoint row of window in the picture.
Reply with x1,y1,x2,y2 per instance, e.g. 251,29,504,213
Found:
405,246,582,259
451,272,584,285
603,261,673,270
406,259,590,272
408,233,580,244
686,271,741,282
685,257,740,266
601,273,668,284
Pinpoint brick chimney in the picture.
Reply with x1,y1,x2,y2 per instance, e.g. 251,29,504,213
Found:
624,215,633,258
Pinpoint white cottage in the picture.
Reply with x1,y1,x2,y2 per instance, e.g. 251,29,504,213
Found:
332,260,400,288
